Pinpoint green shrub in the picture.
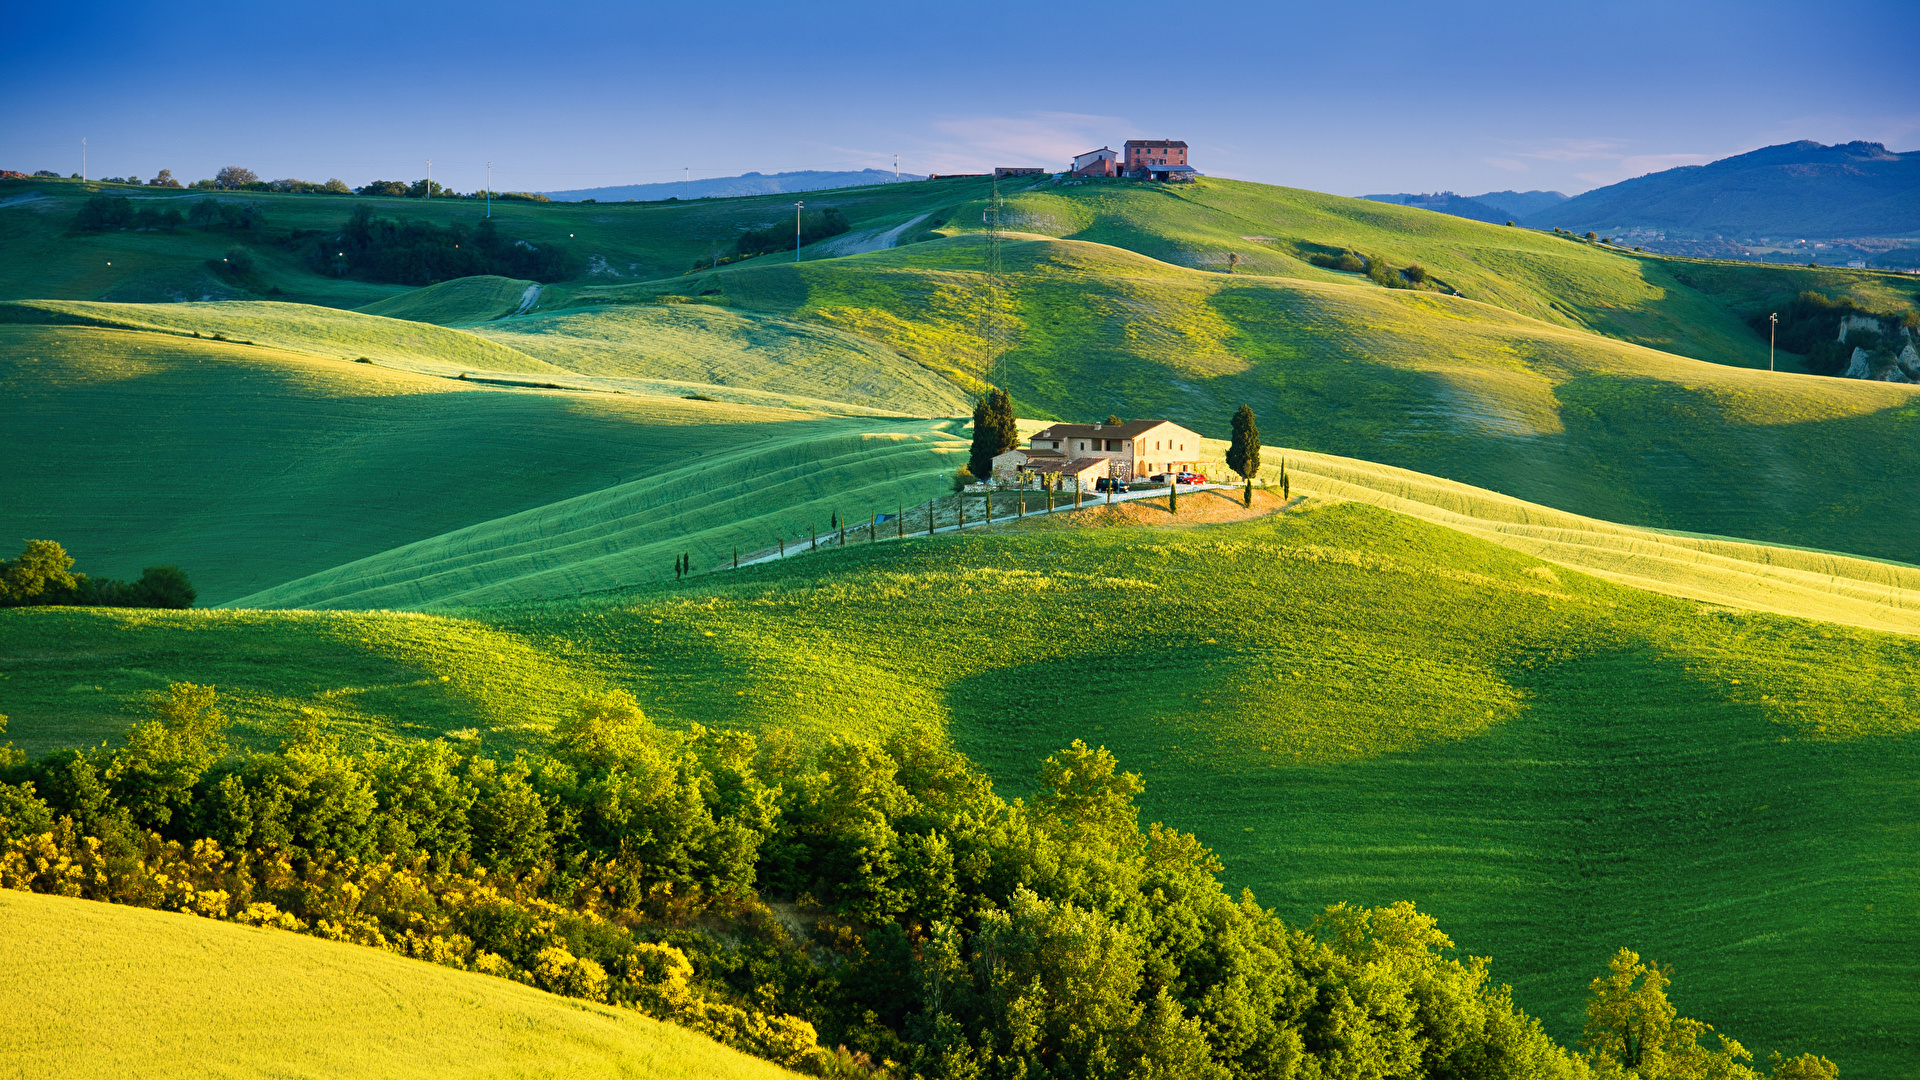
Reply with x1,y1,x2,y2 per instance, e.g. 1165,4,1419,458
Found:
213,246,255,277
1308,249,1366,272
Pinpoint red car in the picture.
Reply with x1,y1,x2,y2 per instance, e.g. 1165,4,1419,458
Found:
1176,472,1207,485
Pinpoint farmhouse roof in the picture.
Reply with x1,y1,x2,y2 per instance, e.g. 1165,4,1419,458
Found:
1032,419,1182,441
1124,139,1189,149
1075,146,1117,157
1023,456,1108,475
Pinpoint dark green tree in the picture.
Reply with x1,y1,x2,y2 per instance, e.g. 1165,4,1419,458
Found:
1226,405,1261,479
969,388,1017,481
135,565,195,609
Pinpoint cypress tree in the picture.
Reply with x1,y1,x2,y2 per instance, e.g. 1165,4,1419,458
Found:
1169,476,1178,514
1244,476,1253,507
1227,405,1261,480
969,388,1017,481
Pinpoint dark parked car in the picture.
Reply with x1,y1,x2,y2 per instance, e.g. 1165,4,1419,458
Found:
1094,477,1131,493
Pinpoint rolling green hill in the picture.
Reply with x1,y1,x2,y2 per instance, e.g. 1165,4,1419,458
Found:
596,233,1920,564
3,494,1914,1074
0,174,996,308
3,296,557,374
0,319,943,604
358,273,542,323
0,890,803,1080
9,172,1910,369
473,301,972,416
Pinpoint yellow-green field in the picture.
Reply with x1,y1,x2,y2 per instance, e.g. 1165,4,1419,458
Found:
4,498,1916,1073
0,890,802,1080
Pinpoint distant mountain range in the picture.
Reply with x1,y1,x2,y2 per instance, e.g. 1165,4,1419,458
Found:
1370,142,1920,267
544,169,922,203
1533,141,1919,239
1361,190,1566,224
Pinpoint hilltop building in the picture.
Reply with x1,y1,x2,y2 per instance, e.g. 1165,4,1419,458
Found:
1071,147,1120,177
1124,140,1194,181
990,418,1202,485
994,166,1047,179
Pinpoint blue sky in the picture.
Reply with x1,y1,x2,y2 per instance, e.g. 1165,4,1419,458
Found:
4,0,1915,198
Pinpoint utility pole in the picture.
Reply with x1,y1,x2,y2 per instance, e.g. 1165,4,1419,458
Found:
426,159,432,198
486,161,492,217
794,200,804,262
1769,312,1778,372
894,153,899,179
81,137,86,182
684,166,690,200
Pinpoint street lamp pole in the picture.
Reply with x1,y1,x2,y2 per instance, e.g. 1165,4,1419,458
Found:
1769,312,1777,372
795,200,804,263
486,161,492,218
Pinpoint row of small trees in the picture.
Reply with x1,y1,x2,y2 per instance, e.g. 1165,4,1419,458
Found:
0,540,194,609
38,165,547,202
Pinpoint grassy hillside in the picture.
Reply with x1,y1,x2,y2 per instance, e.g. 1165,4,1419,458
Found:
0,174,995,308
474,301,972,416
0,321,917,603
0,890,802,1080
358,273,540,323
228,418,971,610
10,172,1909,371
901,176,1918,370
3,497,1914,1074
3,297,556,374
594,233,1920,564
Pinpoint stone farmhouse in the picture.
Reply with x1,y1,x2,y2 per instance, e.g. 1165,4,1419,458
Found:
1066,141,1195,182
990,419,1203,486
1123,140,1195,181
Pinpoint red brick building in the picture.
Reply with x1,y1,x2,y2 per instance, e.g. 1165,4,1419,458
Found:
1124,140,1188,171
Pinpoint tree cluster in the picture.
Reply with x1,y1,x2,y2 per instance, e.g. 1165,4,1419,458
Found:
72,195,185,233
0,540,194,609
72,195,270,237
0,682,1839,1080
313,205,582,286
355,179,550,203
968,389,1018,482
1307,250,1366,273
732,207,853,259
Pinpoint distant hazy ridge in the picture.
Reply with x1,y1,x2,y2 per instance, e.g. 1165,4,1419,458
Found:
545,169,923,203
